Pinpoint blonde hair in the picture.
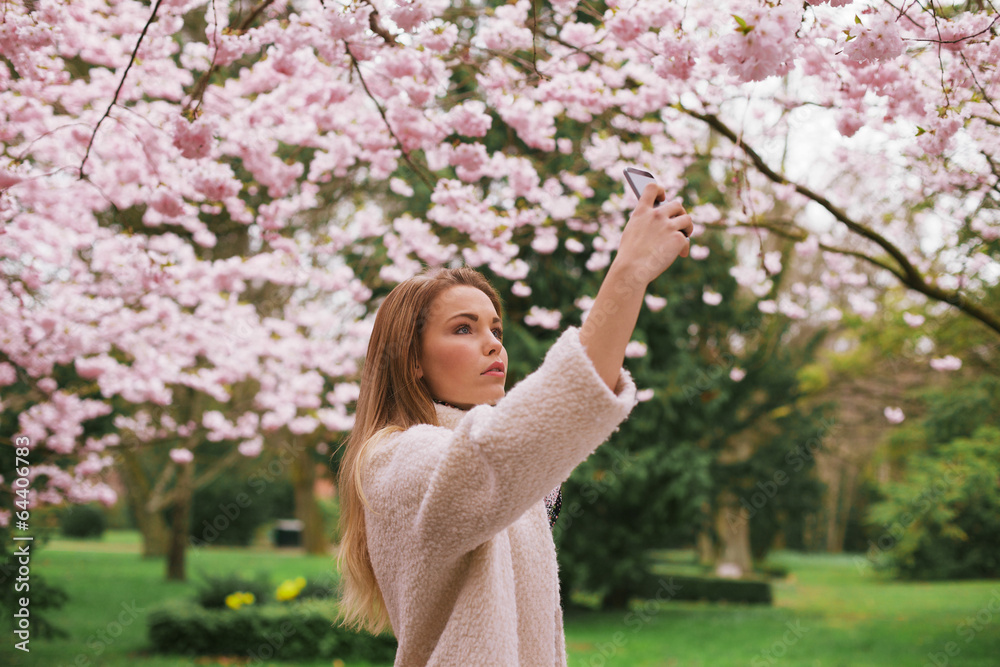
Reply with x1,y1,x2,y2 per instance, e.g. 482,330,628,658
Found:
334,266,502,635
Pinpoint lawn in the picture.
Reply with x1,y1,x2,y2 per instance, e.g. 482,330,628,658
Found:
4,532,998,666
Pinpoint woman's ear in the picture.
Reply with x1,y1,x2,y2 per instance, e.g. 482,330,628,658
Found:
414,362,423,379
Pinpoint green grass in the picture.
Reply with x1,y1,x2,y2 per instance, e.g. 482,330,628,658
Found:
5,532,999,666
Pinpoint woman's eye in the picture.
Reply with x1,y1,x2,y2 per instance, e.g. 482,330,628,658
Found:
492,328,503,340
456,324,472,334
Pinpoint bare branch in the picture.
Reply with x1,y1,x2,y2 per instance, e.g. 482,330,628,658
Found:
349,51,435,190
79,0,163,178
185,0,277,116
706,220,907,282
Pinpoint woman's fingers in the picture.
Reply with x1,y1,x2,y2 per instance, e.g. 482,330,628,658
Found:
640,182,666,209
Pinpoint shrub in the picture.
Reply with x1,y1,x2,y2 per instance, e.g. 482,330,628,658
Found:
189,472,292,547
194,572,272,609
866,425,1000,580
642,573,772,605
147,599,396,662
59,503,107,539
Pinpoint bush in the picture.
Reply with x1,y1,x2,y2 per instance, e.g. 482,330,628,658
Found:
642,573,772,605
59,503,107,539
147,599,396,662
866,425,1000,580
189,472,292,547
194,572,273,609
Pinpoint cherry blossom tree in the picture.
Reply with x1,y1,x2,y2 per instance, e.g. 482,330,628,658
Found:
2,0,998,580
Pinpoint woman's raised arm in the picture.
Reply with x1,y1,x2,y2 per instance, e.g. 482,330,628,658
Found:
579,182,693,391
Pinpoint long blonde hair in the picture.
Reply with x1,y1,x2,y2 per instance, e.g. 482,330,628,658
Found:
334,266,502,635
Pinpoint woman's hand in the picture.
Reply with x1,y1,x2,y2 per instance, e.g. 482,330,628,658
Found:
612,182,693,288
579,182,693,391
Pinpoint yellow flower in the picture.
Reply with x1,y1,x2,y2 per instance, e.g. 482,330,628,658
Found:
225,591,256,610
276,577,307,601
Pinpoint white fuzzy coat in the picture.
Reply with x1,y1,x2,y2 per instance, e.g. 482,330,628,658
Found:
364,326,638,666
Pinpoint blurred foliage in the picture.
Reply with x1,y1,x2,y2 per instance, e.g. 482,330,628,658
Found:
868,425,1000,579
188,447,296,547
866,374,1000,579
58,503,107,539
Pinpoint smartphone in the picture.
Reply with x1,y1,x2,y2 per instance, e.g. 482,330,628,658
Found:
623,167,662,207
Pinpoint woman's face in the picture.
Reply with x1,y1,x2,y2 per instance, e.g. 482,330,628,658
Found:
417,285,508,410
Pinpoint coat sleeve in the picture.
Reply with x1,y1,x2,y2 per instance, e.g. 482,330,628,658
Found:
366,326,638,562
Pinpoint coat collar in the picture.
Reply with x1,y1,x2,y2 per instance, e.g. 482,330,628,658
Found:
434,402,468,430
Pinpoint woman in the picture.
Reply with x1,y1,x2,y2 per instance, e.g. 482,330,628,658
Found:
336,183,693,666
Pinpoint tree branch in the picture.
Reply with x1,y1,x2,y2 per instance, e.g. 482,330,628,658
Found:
682,108,1000,337
185,0,277,116
349,52,434,190
706,220,907,282
79,0,163,178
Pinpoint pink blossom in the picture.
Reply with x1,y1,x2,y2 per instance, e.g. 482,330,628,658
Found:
930,355,962,371
0,169,24,190
171,116,215,159
624,341,648,358
288,416,319,435
238,436,264,457
608,13,645,46
795,236,819,258
420,23,459,52
169,448,194,464
884,407,905,424
903,312,925,327
848,293,877,319
689,245,710,260
511,282,532,297
524,306,562,330
644,295,667,312
730,368,746,382
635,388,654,402
713,4,802,82
702,290,723,306
845,13,905,63
763,251,782,274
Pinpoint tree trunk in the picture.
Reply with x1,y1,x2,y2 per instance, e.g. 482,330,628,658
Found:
117,447,170,557
166,462,193,581
293,442,328,555
824,463,842,552
696,502,715,566
714,489,753,576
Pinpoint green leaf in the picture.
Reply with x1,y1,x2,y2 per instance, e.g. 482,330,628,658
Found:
855,14,863,24
915,126,926,136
